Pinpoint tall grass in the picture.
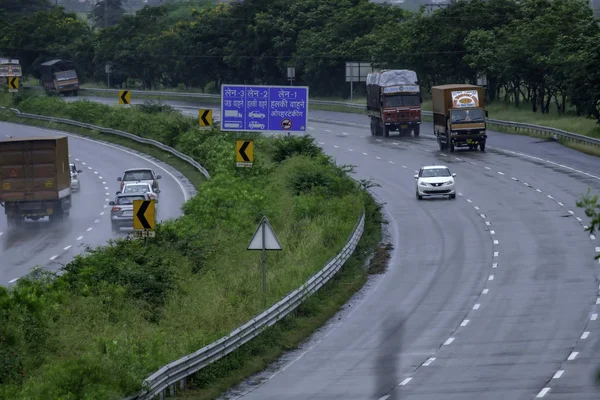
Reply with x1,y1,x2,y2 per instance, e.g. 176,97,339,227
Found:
0,94,368,399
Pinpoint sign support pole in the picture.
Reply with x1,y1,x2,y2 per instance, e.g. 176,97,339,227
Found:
261,220,267,308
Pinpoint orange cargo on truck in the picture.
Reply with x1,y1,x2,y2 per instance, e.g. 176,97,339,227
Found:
0,136,72,227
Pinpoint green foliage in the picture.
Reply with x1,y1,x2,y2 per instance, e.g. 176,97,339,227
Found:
0,96,366,399
576,189,600,260
88,0,125,28
2,0,600,121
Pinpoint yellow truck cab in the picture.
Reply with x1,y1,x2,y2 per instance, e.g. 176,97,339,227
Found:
431,84,488,152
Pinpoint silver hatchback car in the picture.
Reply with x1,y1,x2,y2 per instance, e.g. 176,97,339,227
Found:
109,192,151,233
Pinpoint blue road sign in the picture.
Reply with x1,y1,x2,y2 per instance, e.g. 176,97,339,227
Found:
220,84,309,132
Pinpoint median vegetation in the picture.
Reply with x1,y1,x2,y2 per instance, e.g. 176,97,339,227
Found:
0,94,383,399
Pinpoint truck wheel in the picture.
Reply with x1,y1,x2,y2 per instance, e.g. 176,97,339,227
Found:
439,141,445,151
376,122,383,136
413,125,420,137
480,142,486,152
450,142,455,152
370,119,376,136
384,125,390,137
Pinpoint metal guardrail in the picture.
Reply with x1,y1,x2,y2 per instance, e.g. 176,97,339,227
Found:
1,102,367,400
134,212,365,400
23,85,600,148
0,106,211,179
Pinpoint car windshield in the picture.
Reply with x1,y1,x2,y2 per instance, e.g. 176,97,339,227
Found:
421,168,451,178
123,185,150,194
123,170,153,181
451,108,485,123
383,94,420,107
116,195,146,205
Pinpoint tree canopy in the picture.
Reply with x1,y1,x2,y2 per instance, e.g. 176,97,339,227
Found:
1,0,599,122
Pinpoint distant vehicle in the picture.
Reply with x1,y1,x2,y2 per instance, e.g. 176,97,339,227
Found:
248,121,265,129
431,84,488,152
117,168,161,191
366,69,422,137
108,192,152,233
0,136,72,226
70,163,83,192
414,165,456,200
249,111,266,119
118,182,160,203
0,58,22,78
40,59,80,96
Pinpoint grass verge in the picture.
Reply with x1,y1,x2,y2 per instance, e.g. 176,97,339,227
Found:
175,194,387,400
0,92,381,400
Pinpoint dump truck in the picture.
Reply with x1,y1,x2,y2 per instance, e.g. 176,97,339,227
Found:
0,136,72,227
366,69,422,137
431,84,488,152
40,59,80,96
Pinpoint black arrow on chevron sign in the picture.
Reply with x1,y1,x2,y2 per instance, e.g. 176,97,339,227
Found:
120,90,129,104
136,200,152,229
9,77,17,89
239,141,251,162
200,109,211,126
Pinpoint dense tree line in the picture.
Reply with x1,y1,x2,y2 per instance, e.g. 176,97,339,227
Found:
1,0,599,121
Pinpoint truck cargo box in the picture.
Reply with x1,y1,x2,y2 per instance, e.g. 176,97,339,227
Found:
0,136,71,202
366,69,419,110
431,84,485,116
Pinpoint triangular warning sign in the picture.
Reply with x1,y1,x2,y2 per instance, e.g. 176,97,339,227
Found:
247,217,283,251
8,169,17,178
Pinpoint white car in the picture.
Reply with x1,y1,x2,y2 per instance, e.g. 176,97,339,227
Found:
249,111,266,119
70,163,82,192
118,182,160,204
415,165,456,200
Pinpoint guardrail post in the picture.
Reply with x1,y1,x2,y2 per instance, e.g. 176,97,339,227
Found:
179,378,185,391
169,384,174,396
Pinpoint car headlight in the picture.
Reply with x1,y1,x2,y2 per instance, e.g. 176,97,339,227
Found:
419,181,428,186
443,180,454,186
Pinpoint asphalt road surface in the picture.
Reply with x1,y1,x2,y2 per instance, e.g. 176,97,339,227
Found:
0,121,192,285
78,95,600,399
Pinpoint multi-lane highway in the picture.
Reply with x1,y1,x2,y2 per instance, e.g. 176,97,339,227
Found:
0,121,192,285
74,95,600,399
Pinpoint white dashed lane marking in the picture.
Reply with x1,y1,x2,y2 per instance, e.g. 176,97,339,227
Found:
8,278,18,283
49,255,58,261
567,352,579,361
482,288,489,295
553,370,564,379
77,236,84,241
473,303,480,310
460,319,469,327
64,245,72,251
86,227,92,232
581,332,590,339
443,337,455,346
591,314,598,321
399,378,412,386
536,387,550,398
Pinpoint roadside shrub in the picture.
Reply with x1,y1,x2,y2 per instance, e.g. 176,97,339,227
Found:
0,96,366,399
